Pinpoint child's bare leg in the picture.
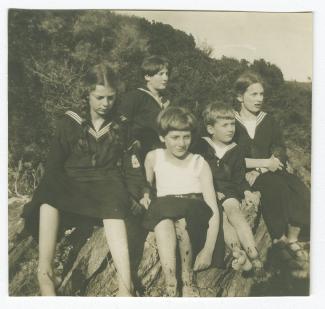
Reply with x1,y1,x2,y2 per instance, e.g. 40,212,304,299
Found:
223,213,251,271
175,219,199,297
154,219,178,296
103,219,133,296
38,203,59,296
175,219,192,285
223,213,241,252
223,198,259,260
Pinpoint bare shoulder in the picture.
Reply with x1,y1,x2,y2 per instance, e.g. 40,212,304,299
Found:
144,149,157,166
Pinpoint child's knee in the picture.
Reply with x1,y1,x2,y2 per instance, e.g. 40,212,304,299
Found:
175,218,187,231
223,198,241,217
175,218,189,241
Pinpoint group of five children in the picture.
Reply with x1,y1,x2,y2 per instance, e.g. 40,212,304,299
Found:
22,55,310,297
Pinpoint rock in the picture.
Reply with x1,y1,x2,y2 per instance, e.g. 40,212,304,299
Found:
8,184,309,297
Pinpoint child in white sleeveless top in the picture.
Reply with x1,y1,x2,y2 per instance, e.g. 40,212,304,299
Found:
154,148,204,197
141,107,224,297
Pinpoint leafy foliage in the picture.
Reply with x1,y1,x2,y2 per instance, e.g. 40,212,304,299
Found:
8,10,311,176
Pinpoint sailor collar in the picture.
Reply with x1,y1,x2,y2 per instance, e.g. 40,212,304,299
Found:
65,110,113,140
202,137,237,160
137,87,170,109
234,111,267,129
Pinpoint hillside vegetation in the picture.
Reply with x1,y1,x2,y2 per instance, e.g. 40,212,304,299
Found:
9,10,311,188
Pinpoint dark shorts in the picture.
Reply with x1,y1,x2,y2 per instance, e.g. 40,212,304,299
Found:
143,194,226,268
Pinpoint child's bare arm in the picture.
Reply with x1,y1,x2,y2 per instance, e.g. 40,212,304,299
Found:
144,150,155,186
140,151,156,209
245,157,283,171
194,160,219,271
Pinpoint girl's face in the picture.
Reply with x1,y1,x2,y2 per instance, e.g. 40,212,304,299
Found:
145,67,169,91
238,82,264,114
207,118,235,144
89,85,116,117
160,130,192,159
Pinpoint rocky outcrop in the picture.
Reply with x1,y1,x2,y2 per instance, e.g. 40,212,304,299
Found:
9,195,278,297
9,146,310,297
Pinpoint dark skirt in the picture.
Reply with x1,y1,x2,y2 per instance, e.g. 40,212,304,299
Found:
253,171,310,240
22,169,130,240
143,194,225,269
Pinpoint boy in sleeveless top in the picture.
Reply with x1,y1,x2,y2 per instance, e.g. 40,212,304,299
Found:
141,107,225,297
193,101,264,276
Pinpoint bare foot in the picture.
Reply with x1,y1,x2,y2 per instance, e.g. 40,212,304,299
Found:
116,289,134,297
37,269,56,296
166,284,179,297
182,284,200,297
232,249,252,271
251,258,268,281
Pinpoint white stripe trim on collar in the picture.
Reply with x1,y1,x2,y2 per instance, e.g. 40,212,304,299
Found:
65,110,113,140
256,111,267,126
234,111,245,127
234,111,267,126
65,110,83,125
202,137,237,159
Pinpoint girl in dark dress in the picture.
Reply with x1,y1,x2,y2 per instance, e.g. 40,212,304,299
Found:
22,64,145,296
233,71,310,262
118,55,170,161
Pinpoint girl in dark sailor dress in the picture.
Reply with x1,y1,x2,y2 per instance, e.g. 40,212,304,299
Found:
118,55,170,161
233,72,310,263
22,64,145,296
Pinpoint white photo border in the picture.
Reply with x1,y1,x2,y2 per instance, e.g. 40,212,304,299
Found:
1,0,324,308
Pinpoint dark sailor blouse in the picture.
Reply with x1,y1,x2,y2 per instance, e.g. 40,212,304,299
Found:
118,87,170,160
193,137,250,201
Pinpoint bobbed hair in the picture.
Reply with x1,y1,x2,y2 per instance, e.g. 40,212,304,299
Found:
157,106,197,137
141,55,170,77
234,71,264,96
202,101,235,127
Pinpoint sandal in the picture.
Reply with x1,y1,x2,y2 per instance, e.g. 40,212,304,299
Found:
287,241,308,261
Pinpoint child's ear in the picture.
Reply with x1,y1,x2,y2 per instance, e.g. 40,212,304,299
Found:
159,135,165,143
237,94,243,103
206,125,215,135
144,74,151,82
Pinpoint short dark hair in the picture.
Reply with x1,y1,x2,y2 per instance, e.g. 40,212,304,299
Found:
157,106,197,137
202,101,235,127
234,71,264,95
141,55,170,77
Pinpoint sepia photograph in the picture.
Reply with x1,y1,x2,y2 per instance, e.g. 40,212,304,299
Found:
7,7,314,300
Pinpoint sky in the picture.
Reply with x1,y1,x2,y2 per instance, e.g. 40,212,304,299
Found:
118,11,313,82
